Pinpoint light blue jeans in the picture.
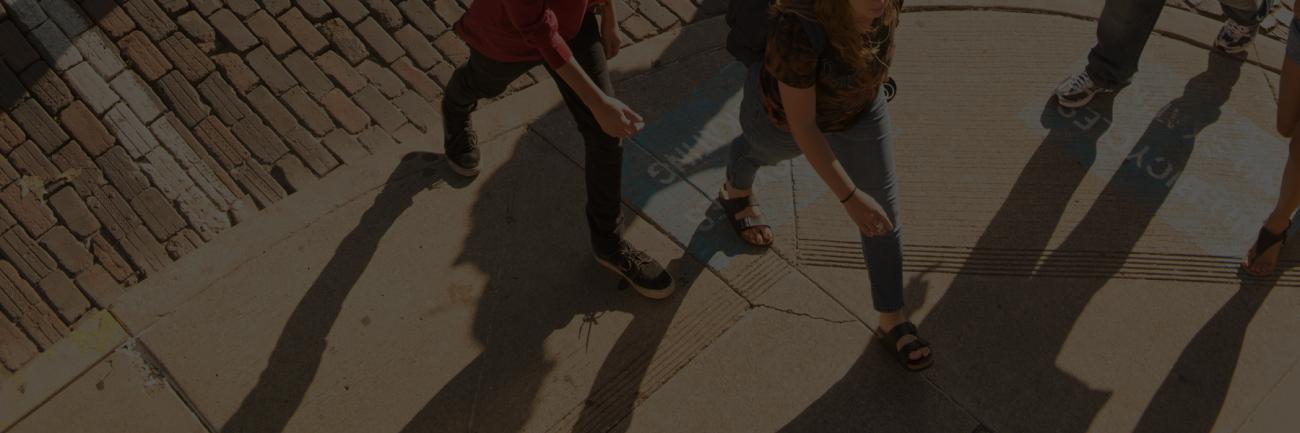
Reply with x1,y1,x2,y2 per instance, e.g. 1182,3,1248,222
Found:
727,65,905,312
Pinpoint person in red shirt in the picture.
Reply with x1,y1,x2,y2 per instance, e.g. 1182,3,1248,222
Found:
441,0,674,299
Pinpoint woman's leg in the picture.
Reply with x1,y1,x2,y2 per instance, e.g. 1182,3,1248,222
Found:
827,99,904,315
1278,21,1300,138
726,66,803,244
1247,22,1300,274
828,95,930,362
729,66,803,190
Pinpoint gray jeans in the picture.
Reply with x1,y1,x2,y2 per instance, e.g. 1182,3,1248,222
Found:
1088,0,1275,87
727,66,905,312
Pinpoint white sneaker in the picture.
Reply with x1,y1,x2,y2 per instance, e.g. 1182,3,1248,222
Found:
1054,70,1116,108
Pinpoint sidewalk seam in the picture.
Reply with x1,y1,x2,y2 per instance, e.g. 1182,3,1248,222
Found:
121,334,219,433
1231,354,1300,433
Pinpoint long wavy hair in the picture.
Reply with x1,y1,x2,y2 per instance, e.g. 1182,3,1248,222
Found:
772,0,899,68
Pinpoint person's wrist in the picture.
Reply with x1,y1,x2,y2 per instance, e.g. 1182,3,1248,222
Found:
839,186,858,204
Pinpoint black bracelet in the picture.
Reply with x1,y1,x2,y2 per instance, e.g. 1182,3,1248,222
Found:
839,187,858,204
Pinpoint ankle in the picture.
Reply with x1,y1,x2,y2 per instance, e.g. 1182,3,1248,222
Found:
878,311,906,331
1265,214,1293,234
724,181,753,198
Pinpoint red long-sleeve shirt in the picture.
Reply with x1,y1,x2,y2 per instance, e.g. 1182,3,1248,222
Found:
454,0,607,69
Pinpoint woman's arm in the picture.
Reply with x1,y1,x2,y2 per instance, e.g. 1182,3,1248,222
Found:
779,82,894,236
781,83,855,200
1279,57,1300,138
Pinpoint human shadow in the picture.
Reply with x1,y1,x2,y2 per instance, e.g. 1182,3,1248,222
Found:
1131,237,1296,432
399,5,752,430
569,200,754,433
391,129,740,433
393,124,755,433
218,152,464,433
773,271,960,433
772,91,1117,432
914,51,1245,433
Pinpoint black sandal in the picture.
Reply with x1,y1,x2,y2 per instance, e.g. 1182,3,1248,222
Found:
718,188,773,247
879,322,933,372
1243,222,1292,276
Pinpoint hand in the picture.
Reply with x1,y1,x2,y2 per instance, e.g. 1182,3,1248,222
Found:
842,189,894,237
602,22,622,59
594,96,644,139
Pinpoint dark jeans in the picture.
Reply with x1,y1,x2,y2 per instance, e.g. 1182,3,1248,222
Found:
442,14,624,254
1087,0,1275,87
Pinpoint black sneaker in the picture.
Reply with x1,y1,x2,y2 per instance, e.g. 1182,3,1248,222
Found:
1054,70,1117,108
1214,19,1259,54
442,107,480,177
594,244,675,300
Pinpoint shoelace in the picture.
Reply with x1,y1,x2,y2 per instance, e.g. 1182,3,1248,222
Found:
617,247,654,269
1222,20,1255,41
1062,73,1093,94
445,118,476,152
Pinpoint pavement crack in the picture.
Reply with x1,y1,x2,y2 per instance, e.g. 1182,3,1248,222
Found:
751,303,856,325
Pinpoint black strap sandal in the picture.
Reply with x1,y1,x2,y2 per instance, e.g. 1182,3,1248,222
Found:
718,188,773,247
1243,222,1292,276
879,322,933,372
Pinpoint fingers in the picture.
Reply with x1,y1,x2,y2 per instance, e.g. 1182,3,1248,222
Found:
625,108,645,130
859,213,895,238
620,110,644,137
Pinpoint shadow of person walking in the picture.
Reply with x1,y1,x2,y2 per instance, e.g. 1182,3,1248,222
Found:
916,51,1245,433
218,152,463,433
568,201,753,433
1132,240,1297,432
390,131,713,433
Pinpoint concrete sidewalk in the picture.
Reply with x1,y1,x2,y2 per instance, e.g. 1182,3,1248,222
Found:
4,3,1300,433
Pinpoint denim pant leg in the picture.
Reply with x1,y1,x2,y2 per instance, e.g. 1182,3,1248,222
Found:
1219,0,1274,26
543,15,625,254
826,94,905,313
729,65,804,190
1086,0,1167,88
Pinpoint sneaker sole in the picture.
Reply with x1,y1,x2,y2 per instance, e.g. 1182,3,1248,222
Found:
446,158,481,177
1055,92,1097,109
594,255,676,300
